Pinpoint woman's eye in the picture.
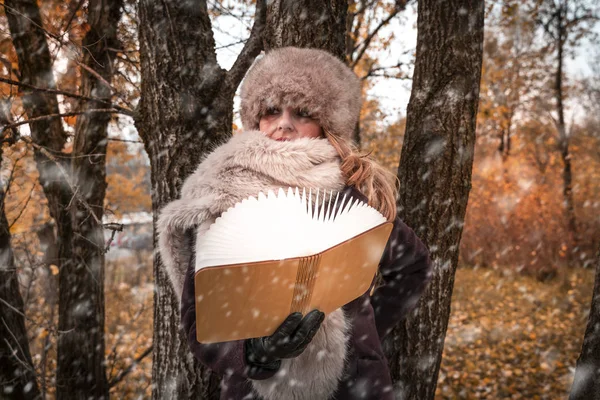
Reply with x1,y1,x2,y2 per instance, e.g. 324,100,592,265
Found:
296,109,312,118
265,107,280,116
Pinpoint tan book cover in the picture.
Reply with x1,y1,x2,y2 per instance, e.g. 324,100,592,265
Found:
195,221,393,343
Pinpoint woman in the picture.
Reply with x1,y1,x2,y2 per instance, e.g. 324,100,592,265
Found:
158,47,432,400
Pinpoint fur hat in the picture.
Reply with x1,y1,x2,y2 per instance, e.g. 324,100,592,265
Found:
240,47,361,140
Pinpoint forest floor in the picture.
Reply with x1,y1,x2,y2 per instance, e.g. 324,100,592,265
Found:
436,265,594,399
101,260,595,399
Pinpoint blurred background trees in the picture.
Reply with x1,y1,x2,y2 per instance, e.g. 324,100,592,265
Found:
0,0,599,399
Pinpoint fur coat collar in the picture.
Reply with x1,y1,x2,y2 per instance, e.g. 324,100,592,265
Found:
157,130,349,400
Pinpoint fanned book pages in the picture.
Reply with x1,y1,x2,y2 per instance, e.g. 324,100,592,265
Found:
194,188,393,343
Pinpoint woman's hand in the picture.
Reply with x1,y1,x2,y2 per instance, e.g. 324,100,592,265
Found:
245,310,325,368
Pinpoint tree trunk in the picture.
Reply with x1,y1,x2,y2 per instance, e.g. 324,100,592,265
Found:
0,149,40,400
5,2,73,396
137,1,265,398
554,9,577,266
570,245,600,399
5,0,72,263
385,0,484,398
264,0,347,59
55,0,122,398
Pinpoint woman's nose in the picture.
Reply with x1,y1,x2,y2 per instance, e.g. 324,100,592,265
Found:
276,109,294,132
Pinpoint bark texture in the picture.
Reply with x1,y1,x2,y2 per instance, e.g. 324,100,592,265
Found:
385,0,484,398
0,150,40,400
570,245,600,400
56,0,123,398
4,0,72,266
5,2,72,396
137,1,265,398
265,0,347,59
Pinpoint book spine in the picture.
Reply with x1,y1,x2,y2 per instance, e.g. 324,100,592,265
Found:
290,254,320,314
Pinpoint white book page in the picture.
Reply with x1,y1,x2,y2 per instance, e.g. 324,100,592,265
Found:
195,187,387,272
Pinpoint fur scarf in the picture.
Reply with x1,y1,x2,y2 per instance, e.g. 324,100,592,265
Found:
157,130,349,400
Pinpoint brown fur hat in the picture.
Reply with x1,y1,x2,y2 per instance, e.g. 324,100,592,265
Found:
240,47,361,140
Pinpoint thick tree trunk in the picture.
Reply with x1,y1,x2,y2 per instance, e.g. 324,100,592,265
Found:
570,245,600,399
385,0,484,398
137,1,265,398
5,2,72,396
0,150,40,400
5,0,72,261
55,0,123,398
264,0,347,59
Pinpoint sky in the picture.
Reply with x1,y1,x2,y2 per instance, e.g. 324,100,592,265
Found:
212,2,597,129
213,2,419,127
33,1,598,141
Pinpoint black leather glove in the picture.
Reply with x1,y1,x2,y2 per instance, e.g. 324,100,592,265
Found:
245,310,325,369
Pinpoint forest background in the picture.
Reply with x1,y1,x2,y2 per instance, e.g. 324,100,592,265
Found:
0,0,599,399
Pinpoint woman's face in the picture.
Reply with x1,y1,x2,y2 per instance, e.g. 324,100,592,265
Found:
259,106,323,141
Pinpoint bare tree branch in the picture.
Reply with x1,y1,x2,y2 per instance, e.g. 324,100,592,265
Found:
51,0,86,65
351,0,408,69
16,135,103,227
75,59,115,92
0,296,73,336
8,185,34,230
225,0,267,91
1,109,123,137
208,0,253,30
351,0,378,17
0,76,134,116
1,3,65,43
360,60,408,80
216,38,249,50
108,345,153,388
107,137,143,144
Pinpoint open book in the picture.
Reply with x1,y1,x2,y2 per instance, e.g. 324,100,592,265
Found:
194,188,393,343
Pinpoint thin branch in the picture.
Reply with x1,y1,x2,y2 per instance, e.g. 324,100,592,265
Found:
51,0,86,65
351,0,408,69
1,109,122,137
106,327,127,381
361,61,406,80
17,135,102,227
0,296,73,336
225,0,266,92
208,0,253,30
216,38,248,50
352,0,368,47
107,137,143,144
115,54,141,73
9,185,35,230
0,76,134,116
108,345,153,388
2,338,36,375
75,58,114,92
1,318,32,374
351,0,379,17
1,3,64,43
106,47,139,54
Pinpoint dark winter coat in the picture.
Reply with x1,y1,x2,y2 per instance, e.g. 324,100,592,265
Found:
157,131,432,400
180,186,431,400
